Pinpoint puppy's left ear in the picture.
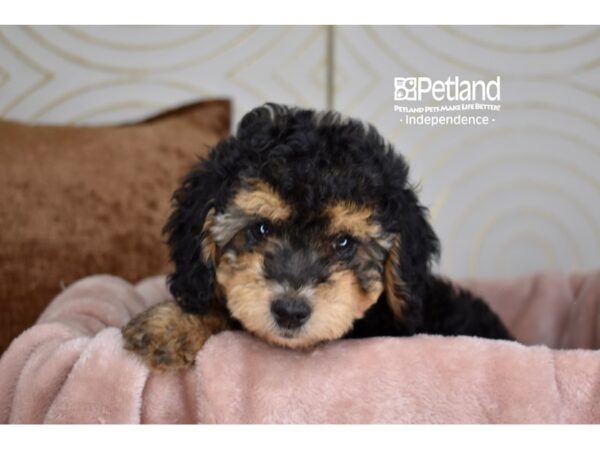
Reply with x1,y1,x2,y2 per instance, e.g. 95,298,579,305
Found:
384,187,440,331
164,142,230,314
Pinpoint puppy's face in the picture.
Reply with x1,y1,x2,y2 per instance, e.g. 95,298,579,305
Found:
206,178,394,348
166,104,440,348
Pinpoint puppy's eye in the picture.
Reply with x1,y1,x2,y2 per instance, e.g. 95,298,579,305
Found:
332,234,356,258
246,221,271,243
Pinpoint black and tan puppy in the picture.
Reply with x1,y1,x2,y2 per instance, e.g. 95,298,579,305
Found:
122,103,512,369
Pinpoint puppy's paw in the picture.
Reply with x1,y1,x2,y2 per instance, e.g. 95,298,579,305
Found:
122,301,226,370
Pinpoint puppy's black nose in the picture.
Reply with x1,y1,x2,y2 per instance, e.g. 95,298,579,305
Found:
270,298,311,329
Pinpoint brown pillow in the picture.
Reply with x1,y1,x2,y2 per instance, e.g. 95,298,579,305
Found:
0,100,231,353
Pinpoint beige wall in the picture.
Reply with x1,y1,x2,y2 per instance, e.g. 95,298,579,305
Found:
1,25,599,278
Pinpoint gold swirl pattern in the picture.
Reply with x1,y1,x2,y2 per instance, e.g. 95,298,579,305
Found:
0,25,327,125
61,26,217,51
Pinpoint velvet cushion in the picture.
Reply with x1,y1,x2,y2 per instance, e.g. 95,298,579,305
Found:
0,100,231,352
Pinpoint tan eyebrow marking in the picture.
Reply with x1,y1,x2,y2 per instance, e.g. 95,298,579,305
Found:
233,179,291,222
326,202,382,238
209,179,291,247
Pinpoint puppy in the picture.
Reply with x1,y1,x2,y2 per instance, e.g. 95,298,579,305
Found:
122,103,512,369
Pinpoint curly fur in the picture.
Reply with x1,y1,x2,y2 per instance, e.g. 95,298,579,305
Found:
124,103,512,369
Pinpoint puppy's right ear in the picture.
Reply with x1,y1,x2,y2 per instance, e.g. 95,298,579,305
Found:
164,152,224,314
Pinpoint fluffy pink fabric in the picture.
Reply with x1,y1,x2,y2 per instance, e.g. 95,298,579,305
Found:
1,272,600,423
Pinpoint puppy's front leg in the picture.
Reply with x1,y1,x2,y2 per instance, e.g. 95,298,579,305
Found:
122,301,229,370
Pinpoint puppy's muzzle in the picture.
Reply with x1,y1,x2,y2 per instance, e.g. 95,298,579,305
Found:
270,298,312,330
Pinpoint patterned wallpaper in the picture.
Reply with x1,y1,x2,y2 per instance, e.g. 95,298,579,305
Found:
1,25,599,278
0,26,327,124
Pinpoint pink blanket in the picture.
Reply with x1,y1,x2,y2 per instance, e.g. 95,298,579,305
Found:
1,272,600,423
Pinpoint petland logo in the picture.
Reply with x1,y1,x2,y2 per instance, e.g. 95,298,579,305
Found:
394,76,501,102
393,76,502,126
